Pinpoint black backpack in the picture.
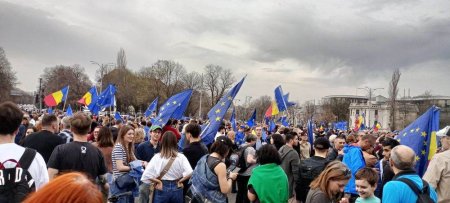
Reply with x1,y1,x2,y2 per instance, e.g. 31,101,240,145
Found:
0,148,37,203
296,157,329,203
397,178,435,203
229,145,250,173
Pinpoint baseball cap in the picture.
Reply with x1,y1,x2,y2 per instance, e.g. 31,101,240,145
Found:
150,125,162,132
314,137,331,150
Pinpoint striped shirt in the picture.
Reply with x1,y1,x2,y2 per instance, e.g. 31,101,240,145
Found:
112,143,128,178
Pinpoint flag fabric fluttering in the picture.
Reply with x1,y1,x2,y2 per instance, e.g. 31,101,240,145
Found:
396,106,440,177
66,105,73,116
269,119,276,133
354,115,363,131
152,89,193,127
230,108,237,132
144,97,158,117
172,95,192,120
200,77,246,145
279,116,289,127
47,107,53,114
334,121,348,131
275,85,288,112
114,112,122,121
373,121,381,132
89,84,116,115
247,109,257,128
265,101,279,118
77,86,98,106
44,86,69,107
283,93,296,107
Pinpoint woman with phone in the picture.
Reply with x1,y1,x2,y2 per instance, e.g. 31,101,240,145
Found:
189,136,238,203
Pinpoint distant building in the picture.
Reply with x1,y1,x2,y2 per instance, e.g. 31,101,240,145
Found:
10,88,34,104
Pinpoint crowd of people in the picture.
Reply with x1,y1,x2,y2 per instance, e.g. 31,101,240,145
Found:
1,101,449,203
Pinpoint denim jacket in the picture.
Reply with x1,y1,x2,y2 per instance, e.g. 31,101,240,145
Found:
190,155,227,203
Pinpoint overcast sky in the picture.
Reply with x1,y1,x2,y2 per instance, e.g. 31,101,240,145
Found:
1,0,449,104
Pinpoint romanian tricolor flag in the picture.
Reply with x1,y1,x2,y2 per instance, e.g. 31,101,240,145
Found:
373,121,381,132
264,101,279,118
354,115,363,131
78,86,98,106
44,86,69,107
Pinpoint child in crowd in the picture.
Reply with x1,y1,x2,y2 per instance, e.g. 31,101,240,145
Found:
355,167,381,203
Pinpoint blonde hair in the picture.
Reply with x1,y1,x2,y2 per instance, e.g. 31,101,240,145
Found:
309,161,351,200
134,128,145,144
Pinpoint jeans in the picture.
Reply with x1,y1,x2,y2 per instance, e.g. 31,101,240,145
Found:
109,181,134,203
138,183,150,203
153,180,183,203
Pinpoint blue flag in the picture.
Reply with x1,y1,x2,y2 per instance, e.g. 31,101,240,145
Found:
89,84,116,115
144,97,158,117
201,76,246,145
269,119,276,133
247,109,256,128
307,119,314,149
115,112,122,121
397,106,440,177
275,85,288,112
230,108,237,132
153,89,193,127
47,107,53,114
283,93,296,107
66,105,73,116
280,116,289,127
172,95,192,120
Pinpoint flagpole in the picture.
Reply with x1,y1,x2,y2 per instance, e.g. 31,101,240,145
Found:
62,86,70,112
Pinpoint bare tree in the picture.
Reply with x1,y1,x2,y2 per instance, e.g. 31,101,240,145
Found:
0,47,17,102
203,64,235,107
116,48,127,69
389,69,401,130
40,65,92,107
182,72,202,90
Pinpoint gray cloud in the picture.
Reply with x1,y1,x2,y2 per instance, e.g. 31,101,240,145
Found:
1,0,450,103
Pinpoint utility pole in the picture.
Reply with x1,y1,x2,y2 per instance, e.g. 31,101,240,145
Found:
38,77,42,112
90,61,114,92
358,86,384,129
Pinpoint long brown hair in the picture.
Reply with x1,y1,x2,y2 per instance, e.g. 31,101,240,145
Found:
309,161,351,199
97,126,114,148
116,125,136,162
160,131,178,159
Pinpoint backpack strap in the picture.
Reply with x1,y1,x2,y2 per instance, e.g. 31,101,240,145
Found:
397,178,427,196
18,148,36,170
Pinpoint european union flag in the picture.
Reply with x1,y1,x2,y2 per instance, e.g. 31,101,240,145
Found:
283,93,296,107
230,108,237,132
115,112,122,121
201,76,246,145
275,85,288,112
89,84,116,115
397,106,440,177
144,97,158,117
269,119,276,133
66,105,73,116
153,89,193,127
247,109,256,128
279,116,289,127
172,95,191,120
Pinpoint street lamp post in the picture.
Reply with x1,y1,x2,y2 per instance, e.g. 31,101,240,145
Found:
90,61,114,92
357,87,384,129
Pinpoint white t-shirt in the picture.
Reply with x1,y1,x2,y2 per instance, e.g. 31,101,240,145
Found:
141,153,192,184
0,143,49,189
